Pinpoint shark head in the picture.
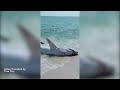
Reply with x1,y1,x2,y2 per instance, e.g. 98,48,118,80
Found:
67,48,78,56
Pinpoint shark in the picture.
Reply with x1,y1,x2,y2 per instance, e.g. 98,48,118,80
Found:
41,38,78,56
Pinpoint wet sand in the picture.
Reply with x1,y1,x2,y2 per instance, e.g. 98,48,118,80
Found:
41,55,80,79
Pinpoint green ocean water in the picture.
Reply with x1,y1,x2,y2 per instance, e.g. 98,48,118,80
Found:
41,16,80,43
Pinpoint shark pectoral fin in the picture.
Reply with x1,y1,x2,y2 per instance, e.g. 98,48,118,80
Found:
17,23,40,57
46,38,57,50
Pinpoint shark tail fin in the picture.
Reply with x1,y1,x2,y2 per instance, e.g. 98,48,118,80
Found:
46,38,57,49
16,24,40,57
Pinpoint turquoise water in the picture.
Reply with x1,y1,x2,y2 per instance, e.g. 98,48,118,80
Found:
41,16,80,42
80,11,118,27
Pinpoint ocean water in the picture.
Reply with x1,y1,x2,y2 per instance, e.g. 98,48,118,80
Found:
80,11,119,79
41,16,80,41
41,16,80,78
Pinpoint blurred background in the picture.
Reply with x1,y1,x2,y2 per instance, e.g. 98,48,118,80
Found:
80,11,119,79
0,11,40,79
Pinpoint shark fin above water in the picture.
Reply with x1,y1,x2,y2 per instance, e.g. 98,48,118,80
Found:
46,38,57,50
16,24,40,57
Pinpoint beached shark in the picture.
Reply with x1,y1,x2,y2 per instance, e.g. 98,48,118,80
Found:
80,55,114,79
0,24,40,79
41,38,78,56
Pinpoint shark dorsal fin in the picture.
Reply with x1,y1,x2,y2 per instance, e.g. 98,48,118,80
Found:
17,24,40,57
46,38,57,49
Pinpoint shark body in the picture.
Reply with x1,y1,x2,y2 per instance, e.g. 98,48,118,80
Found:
41,38,78,56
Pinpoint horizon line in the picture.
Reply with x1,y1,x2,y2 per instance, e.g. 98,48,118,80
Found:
40,15,80,17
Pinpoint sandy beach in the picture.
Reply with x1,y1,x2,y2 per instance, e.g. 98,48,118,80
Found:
41,55,80,79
